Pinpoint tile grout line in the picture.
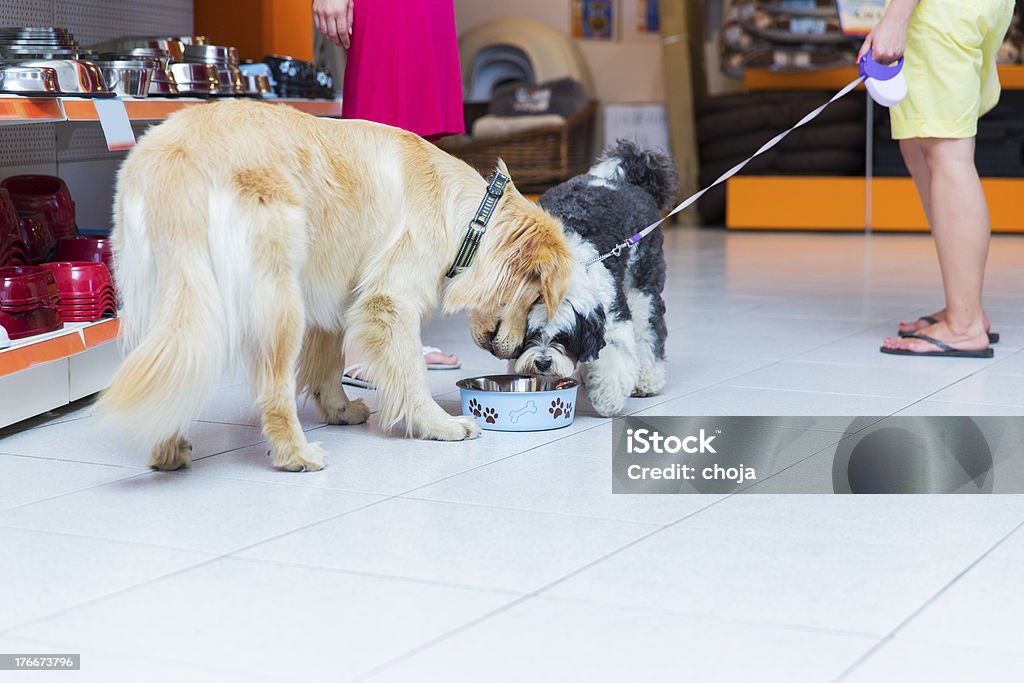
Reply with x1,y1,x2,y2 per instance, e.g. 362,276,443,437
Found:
350,492,739,682
831,517,1024,683
1,421,616,635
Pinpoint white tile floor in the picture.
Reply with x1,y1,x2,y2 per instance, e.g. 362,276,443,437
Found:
1,228,1023,682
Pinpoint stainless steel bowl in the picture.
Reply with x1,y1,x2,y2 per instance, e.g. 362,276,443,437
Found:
9,59,108,95
168,61,219,95
96,50,176,96
94,60,152,97
0,65,60,95
90,38,186,62
184,44,238,65
456,375,579,393
242,73,272,96
0,48,84,58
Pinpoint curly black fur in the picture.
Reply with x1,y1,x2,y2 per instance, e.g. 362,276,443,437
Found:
598,139,679,211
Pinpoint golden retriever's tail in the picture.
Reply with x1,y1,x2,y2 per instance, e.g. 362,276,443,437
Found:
98,169,227,451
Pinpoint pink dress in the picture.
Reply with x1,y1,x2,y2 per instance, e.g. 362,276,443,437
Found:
342,0,465,140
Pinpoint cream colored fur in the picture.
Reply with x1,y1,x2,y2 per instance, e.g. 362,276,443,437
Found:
99,100,572,471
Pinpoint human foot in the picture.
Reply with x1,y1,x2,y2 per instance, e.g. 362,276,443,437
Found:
897,310,998,344
342,346,460,389
881,320,992,358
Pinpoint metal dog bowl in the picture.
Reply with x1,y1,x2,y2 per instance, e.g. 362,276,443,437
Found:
0,65,60,95
169,62,220,95
11,59,109,96
93,60,153,97
457,374,578,432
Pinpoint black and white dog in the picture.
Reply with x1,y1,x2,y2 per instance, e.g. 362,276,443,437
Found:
513,140,675,416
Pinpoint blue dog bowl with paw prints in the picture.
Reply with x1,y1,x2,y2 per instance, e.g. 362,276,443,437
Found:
457,374,578,431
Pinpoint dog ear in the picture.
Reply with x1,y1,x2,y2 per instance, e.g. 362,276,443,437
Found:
574,305,607,363
528,229,573,319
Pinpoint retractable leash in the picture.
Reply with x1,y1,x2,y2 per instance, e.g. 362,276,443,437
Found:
585,50,907,269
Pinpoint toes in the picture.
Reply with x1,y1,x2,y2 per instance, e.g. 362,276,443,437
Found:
273,443,327,472
423,416,482,441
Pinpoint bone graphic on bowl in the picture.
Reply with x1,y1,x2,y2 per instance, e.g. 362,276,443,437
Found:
509,401,538,424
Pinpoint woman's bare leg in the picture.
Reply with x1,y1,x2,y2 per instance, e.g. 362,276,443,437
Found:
883,137,991,352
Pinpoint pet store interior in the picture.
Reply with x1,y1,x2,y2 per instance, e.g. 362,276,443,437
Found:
1,1,1023,681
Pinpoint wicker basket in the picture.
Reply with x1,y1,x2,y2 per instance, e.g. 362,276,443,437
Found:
437,101,598,190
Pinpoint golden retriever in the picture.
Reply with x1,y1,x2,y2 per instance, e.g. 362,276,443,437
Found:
99,100,572,472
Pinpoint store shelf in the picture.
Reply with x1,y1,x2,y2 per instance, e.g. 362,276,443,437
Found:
0,318,119,377
0,318,121,428
745,64,1024,90
0,96,342,124
726,176,1024,232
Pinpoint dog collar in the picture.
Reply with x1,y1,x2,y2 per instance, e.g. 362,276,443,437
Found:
446,172,509,278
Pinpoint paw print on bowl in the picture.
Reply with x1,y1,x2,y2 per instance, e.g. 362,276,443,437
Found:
483,407,498,424
562,402,573,420
468,398,482,417
549,398,566,419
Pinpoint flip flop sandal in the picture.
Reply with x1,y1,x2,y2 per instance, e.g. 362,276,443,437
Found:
342,346,460,389
422,345,461,370
342,363,375,390
880,333,994,358
899,316,999,344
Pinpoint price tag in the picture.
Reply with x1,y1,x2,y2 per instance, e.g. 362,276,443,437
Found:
91,98,135,151
835,0,889,37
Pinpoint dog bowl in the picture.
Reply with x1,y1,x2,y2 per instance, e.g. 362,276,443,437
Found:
1,246,27,267
169,62,220,95
16,212,54,264
94,59,153,97
53,235,113,271
1,175,77,239
0,305,62,340
9,59,110,96
0,265,59,306
457,374,578,432
0,189,22,249
40,261,114,298
0,65,61,95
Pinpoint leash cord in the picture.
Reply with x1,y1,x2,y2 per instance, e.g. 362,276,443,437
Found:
585,75,866,269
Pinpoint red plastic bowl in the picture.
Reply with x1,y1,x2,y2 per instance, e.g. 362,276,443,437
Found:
39,261,113,298
2,294,59,312
59,311,116,322
58,291,116,305
0,176,76,240
53,236,112,272
0,189,21,252
57,297,117,313
0,265,59,306
1,245,28,267
0,306,62,340
17,212,54,265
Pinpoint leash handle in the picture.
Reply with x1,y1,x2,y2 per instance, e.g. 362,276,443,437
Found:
585,74,867,270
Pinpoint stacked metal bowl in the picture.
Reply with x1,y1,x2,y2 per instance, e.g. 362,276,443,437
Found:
0,27,89,59
184,44,244,95
91,36,215,96
0,27,109,97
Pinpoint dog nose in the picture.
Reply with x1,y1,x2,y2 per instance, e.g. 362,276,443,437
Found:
534,357,552,373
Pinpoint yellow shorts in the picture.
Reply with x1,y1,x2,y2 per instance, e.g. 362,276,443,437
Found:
890,0,1015,140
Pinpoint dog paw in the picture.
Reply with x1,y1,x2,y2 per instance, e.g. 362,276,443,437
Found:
272,442,326,472
422,415,482,441
590,395,626,417
149,437,192,470
631,388,657,398
321,397,370,426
